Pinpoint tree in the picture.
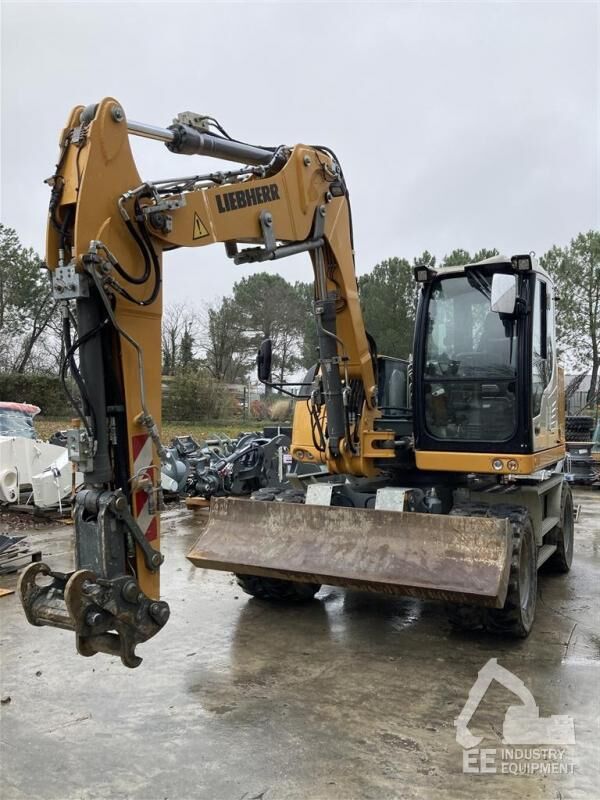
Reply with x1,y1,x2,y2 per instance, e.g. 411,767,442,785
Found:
201,297,254,382
161,303,199,376
232,273,304,383
472,247,499,263
413,250,436,269
542,231,600,403
0,223,56,373
294,281,319,369
358,257,416,359
178,324,195,372
442,248,472,267
441,248,498,268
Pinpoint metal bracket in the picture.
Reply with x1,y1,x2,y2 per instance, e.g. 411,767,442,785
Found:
141,194,186,215
110,491,164,572
260,210,276,253
230,204,327,265
375,487,407,512
53,265,90,300
67,427,94,472
305,483,334,506
172,111,211,132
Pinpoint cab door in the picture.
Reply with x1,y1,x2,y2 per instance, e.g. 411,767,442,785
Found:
532,276,560,451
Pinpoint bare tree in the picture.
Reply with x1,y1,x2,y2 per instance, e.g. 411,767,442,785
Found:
161,303,201,375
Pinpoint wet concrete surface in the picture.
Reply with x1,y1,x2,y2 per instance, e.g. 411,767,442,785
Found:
0,489,598,800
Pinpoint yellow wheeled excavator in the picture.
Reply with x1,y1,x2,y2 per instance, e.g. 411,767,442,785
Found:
19,98,573,667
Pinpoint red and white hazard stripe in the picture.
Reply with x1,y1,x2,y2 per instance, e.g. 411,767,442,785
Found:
131,433,158,543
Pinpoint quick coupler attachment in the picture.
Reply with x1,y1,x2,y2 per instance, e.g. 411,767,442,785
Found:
19,562,170,668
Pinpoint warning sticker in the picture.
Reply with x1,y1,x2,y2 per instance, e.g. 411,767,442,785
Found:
193,212,209,240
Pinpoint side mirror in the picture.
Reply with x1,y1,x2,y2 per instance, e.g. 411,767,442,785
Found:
491,273,517,315
257,339,272,383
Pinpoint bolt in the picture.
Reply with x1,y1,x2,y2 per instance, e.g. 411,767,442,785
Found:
113,494,127,512
303,155,312,166
319,206,326,217
111,105,124,123
151,552,163,568
149,602,170,626
86,610,103,628
149,212,167,231
326,191,333,203
122,579,138,603
263,213,272,226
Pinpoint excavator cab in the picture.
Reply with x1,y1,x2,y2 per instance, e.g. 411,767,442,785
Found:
413,255,563,473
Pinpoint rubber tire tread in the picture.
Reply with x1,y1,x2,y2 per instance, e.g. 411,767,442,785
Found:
546,483,574,574
234,486,321,602
446,503,537,638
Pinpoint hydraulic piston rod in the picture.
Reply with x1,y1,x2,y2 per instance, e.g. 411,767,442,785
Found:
127,118,275,166
127,119,176,143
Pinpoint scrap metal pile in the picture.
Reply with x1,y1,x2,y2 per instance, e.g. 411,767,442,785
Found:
0,403,80,511
161,431,291,500
0,534,41,575
565,416,600,487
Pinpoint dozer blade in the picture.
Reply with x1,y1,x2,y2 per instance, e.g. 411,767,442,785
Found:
187,497,512,608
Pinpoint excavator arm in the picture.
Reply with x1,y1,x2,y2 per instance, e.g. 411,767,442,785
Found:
18,97,394,666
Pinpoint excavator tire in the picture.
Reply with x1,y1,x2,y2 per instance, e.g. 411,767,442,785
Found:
445,603,487,632
446,504,536,638
485,507,536,638
234,487,322,603
545,483,574,574
235,574,321,602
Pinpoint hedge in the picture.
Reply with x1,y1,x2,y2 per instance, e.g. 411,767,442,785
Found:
162,373,232,421
0,371,233,422
0,373,71,416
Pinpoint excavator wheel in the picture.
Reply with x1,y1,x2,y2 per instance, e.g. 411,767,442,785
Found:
234,487,322,603
235,574,321,602
446,504,536,638
485,507,536,638
445,603,487,632
545,483,574,574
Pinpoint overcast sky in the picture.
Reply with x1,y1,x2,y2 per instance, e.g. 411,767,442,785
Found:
1,1,598,308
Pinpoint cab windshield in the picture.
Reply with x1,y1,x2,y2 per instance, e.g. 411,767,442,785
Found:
423,273,518,442
425,274,516,377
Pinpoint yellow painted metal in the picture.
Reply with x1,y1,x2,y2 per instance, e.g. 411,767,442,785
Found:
415,445,566,475
45,97,398,603
46,98,162,600
45,97,566,622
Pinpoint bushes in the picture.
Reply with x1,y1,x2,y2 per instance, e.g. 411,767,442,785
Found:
0,373,71,416
162,372,230,421
269,398,292,421
0,370,284,424
249,399,269,420
249,397,292,421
